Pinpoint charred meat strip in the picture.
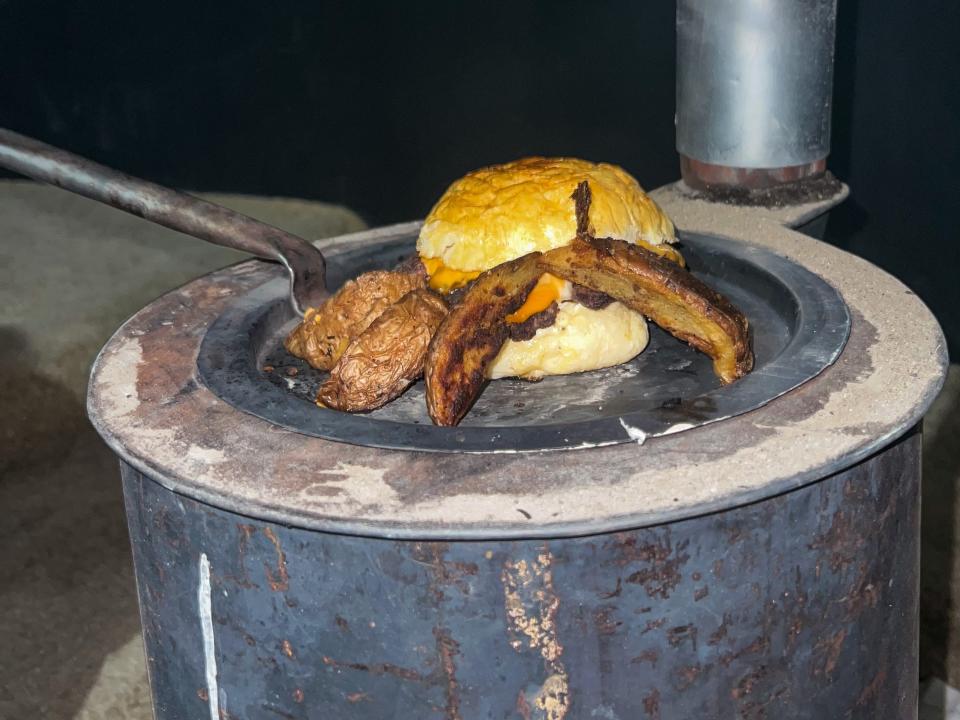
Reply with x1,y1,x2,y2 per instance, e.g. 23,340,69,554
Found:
424,253,544,426
317,289,448,412
539,236,753,383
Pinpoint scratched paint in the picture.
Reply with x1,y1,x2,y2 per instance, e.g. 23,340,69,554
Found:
502,549,570,719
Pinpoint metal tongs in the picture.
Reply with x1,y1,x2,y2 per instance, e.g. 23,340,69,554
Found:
0,127,328,315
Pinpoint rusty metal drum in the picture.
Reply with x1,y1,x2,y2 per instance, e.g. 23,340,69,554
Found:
89,186,947,719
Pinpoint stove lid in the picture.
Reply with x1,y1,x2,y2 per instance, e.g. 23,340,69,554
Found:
196,231,849,453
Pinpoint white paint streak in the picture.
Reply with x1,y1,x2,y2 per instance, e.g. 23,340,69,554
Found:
198,553,220,720
618,418,647,445
662,422,697,436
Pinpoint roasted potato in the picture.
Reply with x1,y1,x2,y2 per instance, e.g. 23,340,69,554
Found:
538,236,753,384
316,289,448,412
285,269,425,370
424,253,544,426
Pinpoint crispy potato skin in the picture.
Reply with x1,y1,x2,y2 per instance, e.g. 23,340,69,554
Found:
285,269,425,370
538,236,753,383
316,289,448,412
424,253,543,426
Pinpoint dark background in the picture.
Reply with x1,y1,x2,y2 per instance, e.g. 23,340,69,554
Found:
1,0,958,357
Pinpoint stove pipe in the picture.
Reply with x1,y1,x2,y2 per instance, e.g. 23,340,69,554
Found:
676,0,838,191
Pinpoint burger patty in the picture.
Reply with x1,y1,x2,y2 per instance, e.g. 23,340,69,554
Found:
569,283,614,310
504,280,616,341
507,302,559,341
448,276,615,340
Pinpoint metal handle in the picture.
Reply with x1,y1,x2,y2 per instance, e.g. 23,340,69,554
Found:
0,127,328,315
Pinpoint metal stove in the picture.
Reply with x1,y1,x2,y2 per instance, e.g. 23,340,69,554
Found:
87,2,948,718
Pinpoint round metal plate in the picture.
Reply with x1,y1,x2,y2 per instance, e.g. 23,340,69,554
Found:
196,232,850,453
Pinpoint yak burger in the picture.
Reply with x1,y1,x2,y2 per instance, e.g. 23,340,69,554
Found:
423,160,753,426
417,157,681,381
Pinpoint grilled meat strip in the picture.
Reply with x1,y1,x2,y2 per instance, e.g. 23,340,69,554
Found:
539,181,752,384
539,235,753,383
424,253,543,426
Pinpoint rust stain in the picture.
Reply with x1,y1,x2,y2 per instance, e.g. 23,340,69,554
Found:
640,617,667,636
411,543,476,599
516,689,532,720
694,585,709,601
630,649,659,667
262,527,289,592
856,669,887,706
197,688,208,702
813,628,847,678
321,655,425,682
642,688,661,719
335,615,350,632
615,532,690,599
598,577,622,599
667,624,698,652
292,688,304,703
674,663,705,691
719,635,769,667
731,665,768,699
346,692,370,703
593,607,621,636
433,626,462,720
808,510,865,573
228,524,260,591
281,639,295,659
845,566,880,619
786,618,803,652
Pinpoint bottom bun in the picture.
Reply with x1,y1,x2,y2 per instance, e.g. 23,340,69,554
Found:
487,301,649,381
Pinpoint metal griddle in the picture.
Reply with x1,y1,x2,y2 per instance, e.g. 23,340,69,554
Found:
197,228,850,453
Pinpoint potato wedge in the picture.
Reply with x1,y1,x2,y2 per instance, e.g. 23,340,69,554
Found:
539,236,753,383
317,289,448,412
285,269,425,370
424,253,544,426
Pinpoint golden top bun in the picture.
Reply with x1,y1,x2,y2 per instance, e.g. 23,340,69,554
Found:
417,157,676,272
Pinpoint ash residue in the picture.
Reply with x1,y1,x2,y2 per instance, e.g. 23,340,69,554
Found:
683,172,843,208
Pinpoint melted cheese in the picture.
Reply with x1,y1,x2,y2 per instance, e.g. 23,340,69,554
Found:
505,273,567,323
422,257,481,293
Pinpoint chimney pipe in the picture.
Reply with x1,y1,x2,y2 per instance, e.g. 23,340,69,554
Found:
676,0,838,192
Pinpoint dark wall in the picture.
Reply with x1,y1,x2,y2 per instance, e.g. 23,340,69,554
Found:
826,0,960,357
2,1,958,355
